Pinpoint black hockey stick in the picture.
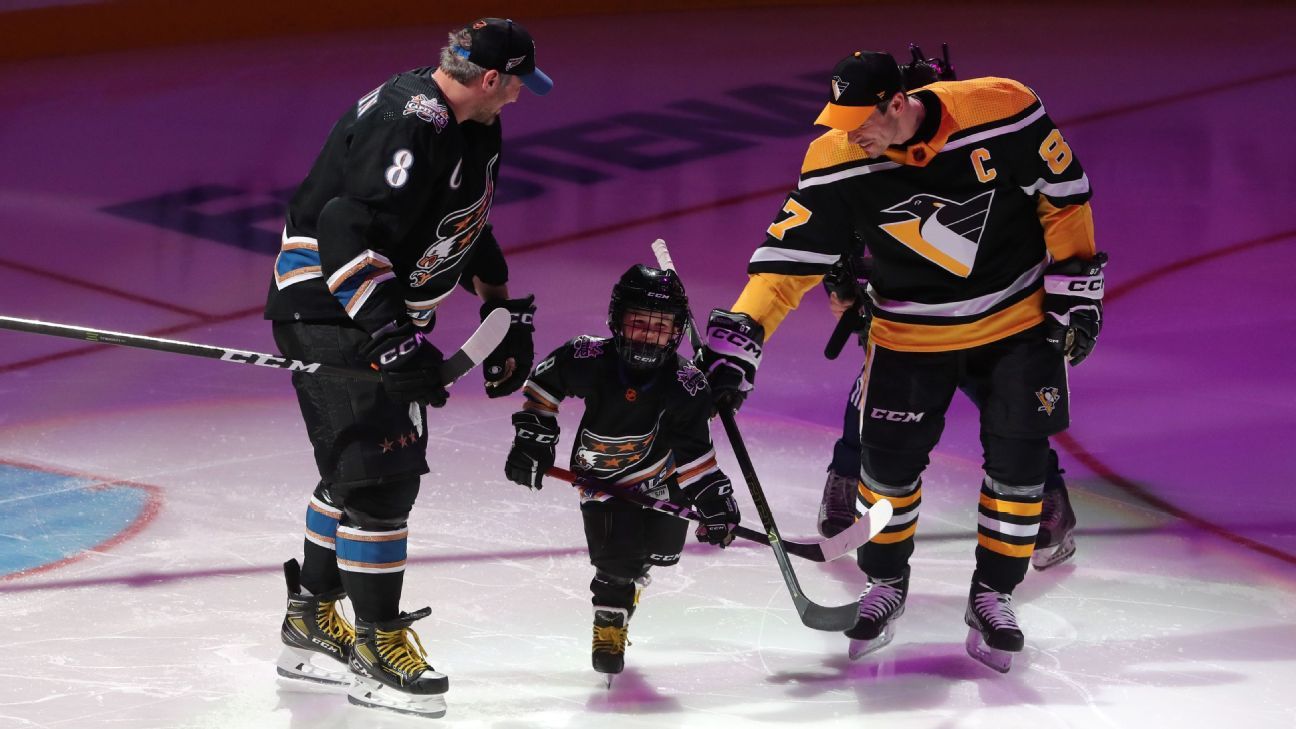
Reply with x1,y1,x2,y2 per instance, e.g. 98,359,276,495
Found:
546,466,889,563
651,239,870,631
0,309,511,386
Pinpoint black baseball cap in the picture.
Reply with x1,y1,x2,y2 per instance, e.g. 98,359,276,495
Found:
814,51,902,130
453,18,553,95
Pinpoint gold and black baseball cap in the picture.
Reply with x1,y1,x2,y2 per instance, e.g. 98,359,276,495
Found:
453,18,553,95
814,51,902,130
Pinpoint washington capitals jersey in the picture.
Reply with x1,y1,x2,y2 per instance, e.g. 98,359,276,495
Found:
521,336,722,503
264,67,508,332
737,78,1095,352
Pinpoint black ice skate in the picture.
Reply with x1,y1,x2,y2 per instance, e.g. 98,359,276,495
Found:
1032,460,1076,570
592,606,630,688
276,558,354,688
817,470,860,538
844,570,908,660
963,581,1024,673
348,607,449,718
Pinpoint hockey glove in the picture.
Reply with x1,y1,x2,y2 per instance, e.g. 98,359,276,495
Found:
362,322,448,407
1043,252,1107,366
685,472,740,548
481,295,536,398
696,309,765,413
505,411,559,490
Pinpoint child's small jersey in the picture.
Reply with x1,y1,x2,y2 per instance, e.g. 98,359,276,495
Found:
522,336,721,503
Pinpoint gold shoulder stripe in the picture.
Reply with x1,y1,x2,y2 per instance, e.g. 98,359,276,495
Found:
801,129,872,176
928,77,1038,132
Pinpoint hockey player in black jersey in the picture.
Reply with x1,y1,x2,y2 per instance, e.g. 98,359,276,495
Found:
504,265,741,686
264,18,550,718
699,49,1106,673
816,47,1078,576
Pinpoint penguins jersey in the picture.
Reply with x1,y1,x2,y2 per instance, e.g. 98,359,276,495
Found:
736,77,1096,352
521,336,723,504
264,67,509,333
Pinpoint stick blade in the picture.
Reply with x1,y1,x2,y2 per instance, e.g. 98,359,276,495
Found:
796,598,862,632
815,500,895,562
440,307,511,384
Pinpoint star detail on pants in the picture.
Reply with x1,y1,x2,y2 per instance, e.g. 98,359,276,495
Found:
380,437,396,453
397,433,410,448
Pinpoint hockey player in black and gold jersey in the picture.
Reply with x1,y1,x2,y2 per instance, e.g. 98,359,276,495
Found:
504,265,740,684
815,48,1079,573
698,50,1106,673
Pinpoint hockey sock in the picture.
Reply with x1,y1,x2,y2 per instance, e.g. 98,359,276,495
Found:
336,524,407,622
856,474,921,578
300,493,343,594
974,477,1043,591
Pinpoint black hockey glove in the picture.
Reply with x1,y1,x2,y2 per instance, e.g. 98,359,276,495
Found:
823,253,874,359
685,473,740,548
1043,252,1107,367
481,295,536,398
505,411,559,490
361,322,448,407
696,309,765,413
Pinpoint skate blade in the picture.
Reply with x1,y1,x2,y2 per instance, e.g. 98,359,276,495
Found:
847,625,896,661
964,628,1013,673
1031,534,1076,571
275,646,351,689
348,678,448,719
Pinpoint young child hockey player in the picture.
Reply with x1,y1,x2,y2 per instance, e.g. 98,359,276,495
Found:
503,264,741,685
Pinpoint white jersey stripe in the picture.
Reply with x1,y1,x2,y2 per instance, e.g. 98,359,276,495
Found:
868,257,1048,318
749,246,840,267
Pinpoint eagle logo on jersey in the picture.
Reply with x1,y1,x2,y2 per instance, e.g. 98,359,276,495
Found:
403,94,449,131
410,154,498,287
878,190,994,278
574,425,658,479
1035,386,1061,416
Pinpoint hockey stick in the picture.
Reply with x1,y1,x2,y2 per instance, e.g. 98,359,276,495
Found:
0,309,511,386
546,466,889,563
651,239,871,631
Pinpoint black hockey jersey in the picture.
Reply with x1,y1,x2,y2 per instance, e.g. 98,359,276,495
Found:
522,336,722,503
736,78,1096,352
264,67,509,332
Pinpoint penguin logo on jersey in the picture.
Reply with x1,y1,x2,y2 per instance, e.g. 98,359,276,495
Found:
574,426,658,479
878,190,994,278
410,154,498,287
1035,386,1061,416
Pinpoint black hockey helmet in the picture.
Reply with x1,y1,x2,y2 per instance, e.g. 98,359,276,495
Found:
607,264,689,370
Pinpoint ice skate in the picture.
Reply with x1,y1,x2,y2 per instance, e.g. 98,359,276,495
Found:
592,606,630,688
963,581,1024,673
845,570,907,660
276,559,354,688
348,607,449,718
817,470,860,538
1032,462,1076,570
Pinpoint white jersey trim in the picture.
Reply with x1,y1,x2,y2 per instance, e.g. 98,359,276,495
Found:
1021,173,1090,198
798,159,901,190
749,246,840,267
868,257,1048,318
